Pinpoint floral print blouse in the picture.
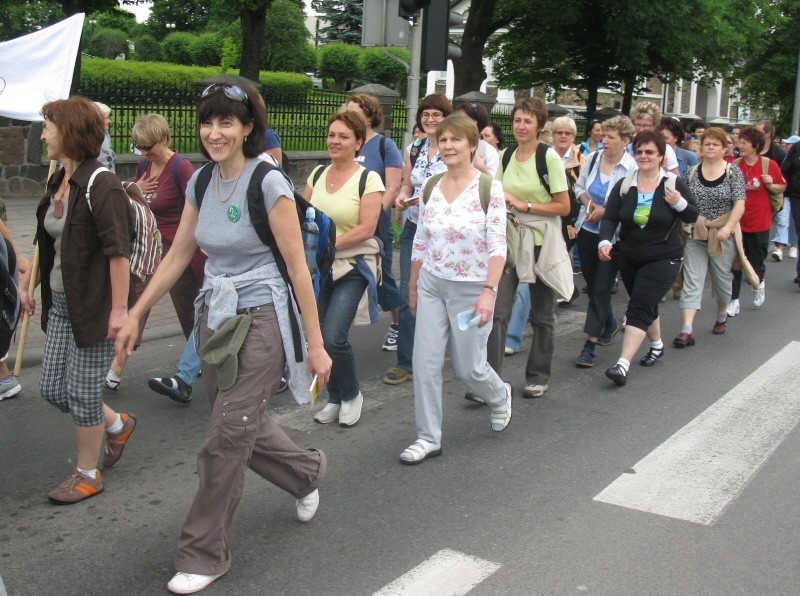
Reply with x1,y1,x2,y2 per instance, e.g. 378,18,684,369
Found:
412,173,507,281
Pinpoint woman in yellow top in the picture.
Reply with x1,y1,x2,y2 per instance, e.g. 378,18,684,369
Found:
496,97,571,399
305,111,384,427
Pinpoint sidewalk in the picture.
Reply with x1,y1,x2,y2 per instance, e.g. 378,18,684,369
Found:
3,195,185,368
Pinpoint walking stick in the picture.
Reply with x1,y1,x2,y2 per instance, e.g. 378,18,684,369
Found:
13,160,57,376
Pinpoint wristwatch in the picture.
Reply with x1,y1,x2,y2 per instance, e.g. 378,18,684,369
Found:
483,284,498,294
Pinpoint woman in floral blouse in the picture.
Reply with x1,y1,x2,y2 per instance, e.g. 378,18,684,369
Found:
399,114,512,465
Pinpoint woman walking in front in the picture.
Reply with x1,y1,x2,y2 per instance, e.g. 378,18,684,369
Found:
116,82,331,594
400,114,511,465
599,131,698,386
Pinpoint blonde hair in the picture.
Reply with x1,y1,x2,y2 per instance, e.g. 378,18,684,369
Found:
630,100,661,125
131,113,171,146
551,116,577,135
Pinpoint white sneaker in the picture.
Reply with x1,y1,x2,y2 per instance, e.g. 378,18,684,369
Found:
753,280,765,307
791,246,799,259
0,376,22,400
313,403,340,424
726,299,740,317
339,392,363,427
771,247,783,261
296,489,319,522
168,571,225,594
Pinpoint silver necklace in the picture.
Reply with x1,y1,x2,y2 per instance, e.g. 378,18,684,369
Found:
215,168,242,203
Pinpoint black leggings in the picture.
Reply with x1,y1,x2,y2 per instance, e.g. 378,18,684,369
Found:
619,256,681,332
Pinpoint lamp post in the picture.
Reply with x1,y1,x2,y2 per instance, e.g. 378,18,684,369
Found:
166,22,176,32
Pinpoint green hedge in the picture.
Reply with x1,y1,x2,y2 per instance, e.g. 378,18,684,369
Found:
81,58,312,102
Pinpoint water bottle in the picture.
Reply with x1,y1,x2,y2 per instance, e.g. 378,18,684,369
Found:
301,206,319,274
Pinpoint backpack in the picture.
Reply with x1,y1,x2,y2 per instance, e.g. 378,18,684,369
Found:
86,167,162,284
408,137,426,169
135,154,189,201
421,172,520,267
194,161,337,363
0,236,19,333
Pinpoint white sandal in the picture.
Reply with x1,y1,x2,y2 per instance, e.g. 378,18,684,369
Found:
490,383,513,432
399,439,442,465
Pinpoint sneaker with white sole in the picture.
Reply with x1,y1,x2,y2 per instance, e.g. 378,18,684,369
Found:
313,403,340,424
772,247,783,261
0,376,22,400
490,383,513,432
753,280,765,307
726,299,740,317
381,324,399,351
168,571,226,594
790,246,798,259
296,489,319,522
339,392,363,427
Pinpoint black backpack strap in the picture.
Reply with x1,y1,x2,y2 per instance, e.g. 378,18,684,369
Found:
358,168,369,198
589,150,600,175
535,142,551,194
501,144,517,173
379,135,386,162
311,164,326,189
194,163,214,209
171,154,187,201
409,138,424,169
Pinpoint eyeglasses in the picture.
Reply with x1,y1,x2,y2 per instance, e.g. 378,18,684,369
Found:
201,84,251,109
635,149,659,156
421,111,444,120
554,130,574,136
133,143,154,152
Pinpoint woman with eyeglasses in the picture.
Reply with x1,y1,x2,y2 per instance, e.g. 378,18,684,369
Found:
384,93,453,387
599,131,697,386
579,119,603,156
102,113,201,393
116,83,331,595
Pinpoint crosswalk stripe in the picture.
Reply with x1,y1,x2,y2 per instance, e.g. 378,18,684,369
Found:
372,549,501,596
594,341,800,525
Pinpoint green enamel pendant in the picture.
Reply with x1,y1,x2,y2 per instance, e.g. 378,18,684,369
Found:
227,205,241,222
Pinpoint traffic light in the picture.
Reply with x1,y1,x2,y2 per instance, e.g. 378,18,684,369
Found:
421,2,464,71
398,0,430,19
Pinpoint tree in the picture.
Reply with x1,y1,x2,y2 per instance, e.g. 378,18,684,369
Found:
487,0,753,119
85,26,128,58
189,32,222,66
161,31,195,65
318,43,363,91
263,0,315,72
130,33,162,61
146,0,209,38
361,47,410,93
0,1,66,41
92,6,139,34
238,0,272,82
311,0,362,44
737,0,798,131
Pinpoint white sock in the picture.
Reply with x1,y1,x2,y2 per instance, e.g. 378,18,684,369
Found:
106,413,123,435
77,466,97,479
650,339,664,351
616,358,630,373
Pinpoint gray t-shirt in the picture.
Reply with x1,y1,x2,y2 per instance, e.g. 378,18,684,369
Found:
187,159,295,308
43,195,68,293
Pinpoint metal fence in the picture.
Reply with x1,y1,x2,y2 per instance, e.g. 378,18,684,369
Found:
78,79,408,155
491,102,588,149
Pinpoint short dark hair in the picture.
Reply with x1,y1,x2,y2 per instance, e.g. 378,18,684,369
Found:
328,110,367,156
632,130,666,157
487,122,504,149
41,96,104,162
691,121,707,133
456,102,490,131
658,117,684,144
197,83,266,160
415,94,453,131
512,97,548,131
739,126,766,153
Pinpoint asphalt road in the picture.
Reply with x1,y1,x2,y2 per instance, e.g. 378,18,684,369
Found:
1,259,799,595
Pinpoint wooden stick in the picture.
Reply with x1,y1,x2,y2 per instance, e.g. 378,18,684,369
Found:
13,159,57,376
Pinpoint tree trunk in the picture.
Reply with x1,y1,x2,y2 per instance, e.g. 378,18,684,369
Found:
451,0,498,97
239,6,268,84
621,75,636,115
585,81,599,133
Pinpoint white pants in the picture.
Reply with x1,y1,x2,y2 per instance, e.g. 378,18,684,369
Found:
412,268,506,445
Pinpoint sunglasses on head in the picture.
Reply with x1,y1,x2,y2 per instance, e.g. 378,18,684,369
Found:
201,84,251,108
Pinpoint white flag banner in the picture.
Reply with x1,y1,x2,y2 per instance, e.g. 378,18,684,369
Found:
0,13,85,121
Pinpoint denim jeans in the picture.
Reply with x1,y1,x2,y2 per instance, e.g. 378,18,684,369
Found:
395,219,417,372
505,282,531,352
318,269,368,403
792,197,800,277
772,199,798,245
176,329,202,385
377,208,404,312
